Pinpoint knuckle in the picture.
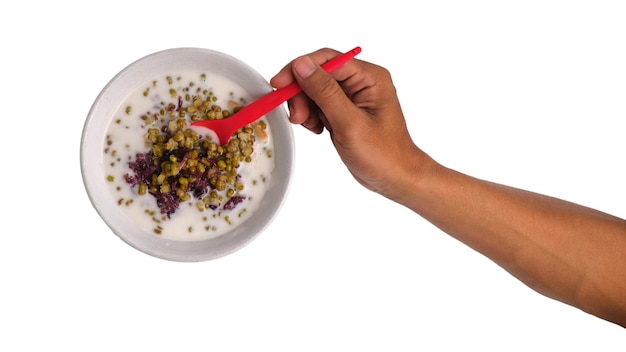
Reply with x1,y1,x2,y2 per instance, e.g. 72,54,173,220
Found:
315,76,342,100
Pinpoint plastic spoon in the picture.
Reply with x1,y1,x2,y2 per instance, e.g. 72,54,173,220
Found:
190,46,362,145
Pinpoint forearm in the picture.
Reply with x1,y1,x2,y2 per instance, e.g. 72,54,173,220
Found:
396,152,626,326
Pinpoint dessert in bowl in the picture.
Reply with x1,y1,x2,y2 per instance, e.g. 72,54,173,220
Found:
81,48,294,261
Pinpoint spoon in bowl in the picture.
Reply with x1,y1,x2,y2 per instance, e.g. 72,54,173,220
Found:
190,46,362,145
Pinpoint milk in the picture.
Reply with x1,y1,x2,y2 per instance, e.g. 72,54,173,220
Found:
103,71,274,241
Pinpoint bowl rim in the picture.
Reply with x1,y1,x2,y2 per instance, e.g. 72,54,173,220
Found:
80,47,295,262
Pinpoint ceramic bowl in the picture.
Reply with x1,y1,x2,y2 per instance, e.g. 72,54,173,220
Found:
81,48,294,262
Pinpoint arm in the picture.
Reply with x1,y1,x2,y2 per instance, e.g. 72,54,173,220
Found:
401,156,626,327
270,48,626,327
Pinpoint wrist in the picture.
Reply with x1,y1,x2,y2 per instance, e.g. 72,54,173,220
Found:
381,145,442,209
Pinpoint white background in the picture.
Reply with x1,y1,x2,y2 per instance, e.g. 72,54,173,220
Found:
1,0,624,350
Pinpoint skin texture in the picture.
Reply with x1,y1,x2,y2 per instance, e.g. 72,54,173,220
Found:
270,48,626,328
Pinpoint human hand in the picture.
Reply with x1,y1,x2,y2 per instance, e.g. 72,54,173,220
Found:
270,48,432,201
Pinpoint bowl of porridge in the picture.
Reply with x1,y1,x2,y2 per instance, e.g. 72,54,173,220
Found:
81,48,294,262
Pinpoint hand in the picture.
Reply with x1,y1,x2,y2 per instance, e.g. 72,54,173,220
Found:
270,48,431,201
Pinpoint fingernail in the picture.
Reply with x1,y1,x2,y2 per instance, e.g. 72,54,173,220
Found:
294,56,316,79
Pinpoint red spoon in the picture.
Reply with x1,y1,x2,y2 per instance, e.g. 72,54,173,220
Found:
191,46,362,145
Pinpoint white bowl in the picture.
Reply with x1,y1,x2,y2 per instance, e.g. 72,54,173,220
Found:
81,48,294,262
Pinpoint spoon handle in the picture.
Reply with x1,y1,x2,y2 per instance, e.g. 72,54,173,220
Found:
232,46,362,126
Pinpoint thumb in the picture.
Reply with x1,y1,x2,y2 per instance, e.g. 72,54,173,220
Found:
292,56,356,132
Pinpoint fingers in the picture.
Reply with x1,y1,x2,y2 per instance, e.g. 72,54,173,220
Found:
289,55,360,134
270,48,358,131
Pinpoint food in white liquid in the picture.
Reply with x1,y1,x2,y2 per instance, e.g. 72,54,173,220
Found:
103,71,274,241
